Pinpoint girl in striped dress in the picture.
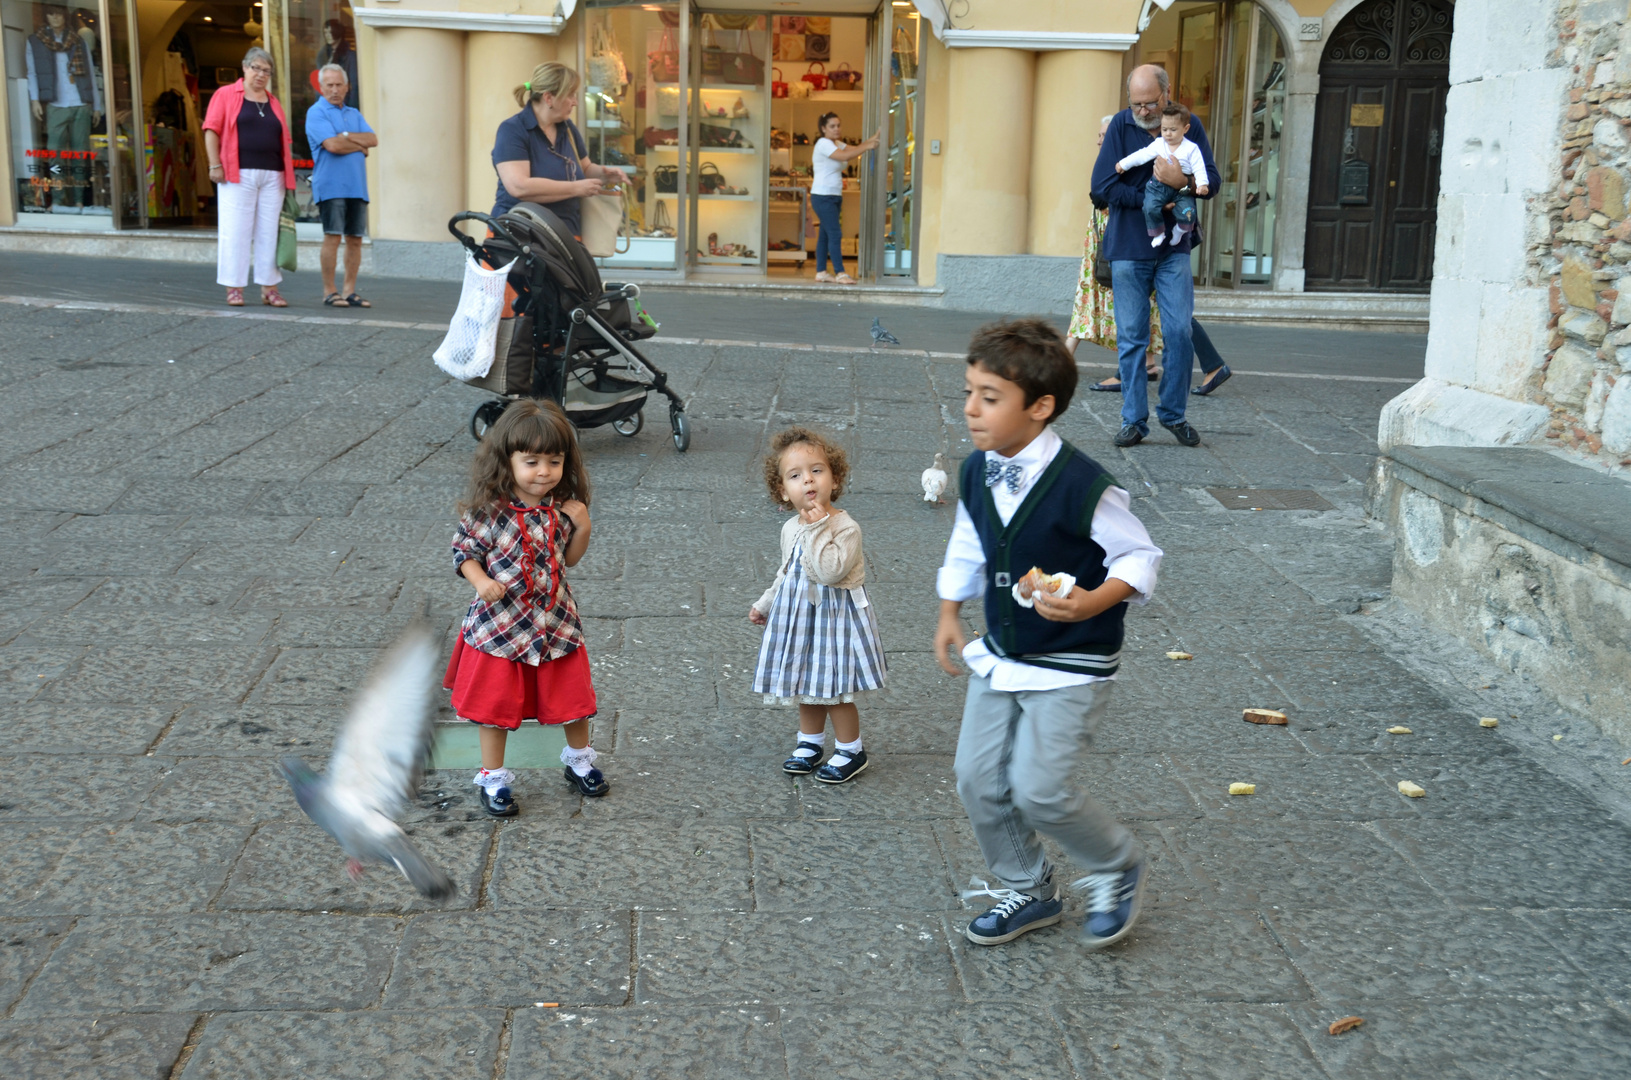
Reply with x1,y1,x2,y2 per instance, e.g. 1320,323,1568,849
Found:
750,427,887,784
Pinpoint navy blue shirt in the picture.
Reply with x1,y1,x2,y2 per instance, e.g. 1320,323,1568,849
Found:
1091,108,1220,262
491,108,587,233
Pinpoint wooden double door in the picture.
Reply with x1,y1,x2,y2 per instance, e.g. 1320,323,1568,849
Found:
1304,0,1454,292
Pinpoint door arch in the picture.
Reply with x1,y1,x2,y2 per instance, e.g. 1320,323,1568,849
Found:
1303,0,1453,291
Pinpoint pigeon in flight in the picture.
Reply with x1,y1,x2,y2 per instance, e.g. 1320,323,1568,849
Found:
922,452,949,503
279,623,456,900
870,317,901,346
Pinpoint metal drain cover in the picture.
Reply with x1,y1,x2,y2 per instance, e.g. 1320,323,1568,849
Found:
1207,488,1334,511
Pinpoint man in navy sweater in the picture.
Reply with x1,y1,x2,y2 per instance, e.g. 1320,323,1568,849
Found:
1091,65,1221,449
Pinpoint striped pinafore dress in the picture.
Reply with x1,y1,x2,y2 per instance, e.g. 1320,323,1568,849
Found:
752,537,888,705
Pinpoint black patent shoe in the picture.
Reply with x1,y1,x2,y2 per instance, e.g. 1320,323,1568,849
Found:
814,748,870,785
564,766,610,797
479,786,518,817
783,742,826,775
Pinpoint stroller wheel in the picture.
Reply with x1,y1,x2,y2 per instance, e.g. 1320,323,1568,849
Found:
611,410,644,437
670,410,691,453
470,399,508,441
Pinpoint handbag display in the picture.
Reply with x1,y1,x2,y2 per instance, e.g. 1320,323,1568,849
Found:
641,199,676,237
701,28,724,78
655,85,682,117
581,185,630,258
801,62,827,92
641,126,679,150
772,67,789,98
698,162,727,194
654,164,678,193
648,27,679,84
788,78,812,100
828,61,861,90
588,21,628,90
723,30,764,86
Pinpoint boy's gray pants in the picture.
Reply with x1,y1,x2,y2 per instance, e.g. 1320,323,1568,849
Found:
954,674,1141,895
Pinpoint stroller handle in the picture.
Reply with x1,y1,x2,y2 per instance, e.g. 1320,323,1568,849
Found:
447,211,524,256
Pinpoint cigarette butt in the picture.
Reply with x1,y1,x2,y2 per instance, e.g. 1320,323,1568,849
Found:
1243,708,1288,725
1621,757,1631,766
1479,717,1499,728
1387,726,1412,734
1166,651,1193,660
537,1003,559,1008
1229,782,1256,795
1398,780,1425,798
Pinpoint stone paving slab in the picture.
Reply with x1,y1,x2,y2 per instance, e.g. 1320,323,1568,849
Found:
181,1010,503,1080
781,1003,1076,1080
1056,1001,1325,1079
16,914,404,1014
507,1006,784,1080
0,1014,197,1080
382,911,632,1008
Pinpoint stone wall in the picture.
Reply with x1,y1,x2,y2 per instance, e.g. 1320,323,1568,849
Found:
1541,0,1631,464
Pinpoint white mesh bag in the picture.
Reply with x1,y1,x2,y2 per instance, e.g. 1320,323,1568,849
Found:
433,255,516,380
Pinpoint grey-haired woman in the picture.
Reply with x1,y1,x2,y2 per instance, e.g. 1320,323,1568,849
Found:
203,47,295,307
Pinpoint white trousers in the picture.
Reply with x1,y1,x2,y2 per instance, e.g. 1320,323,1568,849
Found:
216,168,285,288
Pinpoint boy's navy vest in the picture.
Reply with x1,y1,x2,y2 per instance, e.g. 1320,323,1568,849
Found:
959,441,1125,676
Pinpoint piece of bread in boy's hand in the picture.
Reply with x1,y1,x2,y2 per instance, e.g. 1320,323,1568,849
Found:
1012,567,1076,609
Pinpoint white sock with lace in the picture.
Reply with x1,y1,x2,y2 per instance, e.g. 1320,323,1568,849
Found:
829,737,863,768
561,745,598,777
474,767,515,794
792,735,825,758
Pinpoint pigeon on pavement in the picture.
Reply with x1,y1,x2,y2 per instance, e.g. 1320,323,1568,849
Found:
921,452,948,503
279,623,456,900
870,317,901,346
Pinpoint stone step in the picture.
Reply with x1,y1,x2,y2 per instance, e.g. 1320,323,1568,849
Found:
1194,288,1429,333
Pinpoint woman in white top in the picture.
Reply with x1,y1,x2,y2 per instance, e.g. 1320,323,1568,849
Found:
808,113,880,285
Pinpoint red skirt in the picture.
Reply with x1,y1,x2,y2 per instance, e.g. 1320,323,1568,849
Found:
443,638,598,730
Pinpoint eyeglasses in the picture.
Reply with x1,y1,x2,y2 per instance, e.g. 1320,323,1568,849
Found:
1130,97,1163,111
247,65,273,76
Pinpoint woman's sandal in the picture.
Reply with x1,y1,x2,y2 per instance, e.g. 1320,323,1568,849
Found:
814,271,835,283
261,287,288,308
345,294,371,308
323,293,351,307
834,273,856,285
226,288,244,307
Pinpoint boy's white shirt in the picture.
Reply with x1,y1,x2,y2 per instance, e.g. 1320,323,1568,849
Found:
936,427,1164,691
1117,135,1208,187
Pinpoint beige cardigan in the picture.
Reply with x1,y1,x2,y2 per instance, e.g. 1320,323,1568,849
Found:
751,509,866,614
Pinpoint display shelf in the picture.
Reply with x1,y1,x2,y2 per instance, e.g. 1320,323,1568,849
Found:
698,193,755,201
645,145,758,154
585,119,625,130
767,250,805,262
787,90,863,103
697,254,759,265
769,204,802,214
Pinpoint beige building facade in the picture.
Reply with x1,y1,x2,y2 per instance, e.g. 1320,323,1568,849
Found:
0,0,1453,308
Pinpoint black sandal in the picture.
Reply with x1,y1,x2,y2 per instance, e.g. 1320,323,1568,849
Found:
323,293,352,307
345,293,372,308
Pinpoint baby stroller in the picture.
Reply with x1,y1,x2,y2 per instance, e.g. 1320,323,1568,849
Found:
446,202,690,451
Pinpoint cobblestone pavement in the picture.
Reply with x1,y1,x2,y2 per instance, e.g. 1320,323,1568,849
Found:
0,299,1628,1079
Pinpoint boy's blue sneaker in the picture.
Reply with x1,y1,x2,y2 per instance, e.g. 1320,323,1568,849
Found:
1076,860,1149,949
960,879,1063,945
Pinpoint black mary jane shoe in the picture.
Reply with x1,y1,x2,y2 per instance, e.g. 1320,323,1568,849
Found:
1191,364,1232,396
783,742,826,775
1089,378,1122,393
564,766,610,797
814,748,870,785
479,785,519,817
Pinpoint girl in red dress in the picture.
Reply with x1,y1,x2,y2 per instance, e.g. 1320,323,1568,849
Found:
443,399,604,815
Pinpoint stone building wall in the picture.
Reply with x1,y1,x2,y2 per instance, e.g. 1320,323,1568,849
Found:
1542,0,1631,464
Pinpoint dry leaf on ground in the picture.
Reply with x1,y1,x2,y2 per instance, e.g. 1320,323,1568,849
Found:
1328,1016,1365,1035
1398,780,1425,798
1243,708,1287,725
1166,651,1193,660
1479,717,1499,728
1387,726,1412,734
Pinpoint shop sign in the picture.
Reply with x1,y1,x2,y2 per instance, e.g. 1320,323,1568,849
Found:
1349,104,1385,128
26,149,96,161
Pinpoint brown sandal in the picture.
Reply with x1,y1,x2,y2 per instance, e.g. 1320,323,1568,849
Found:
261,287,288,308
226,288,244,307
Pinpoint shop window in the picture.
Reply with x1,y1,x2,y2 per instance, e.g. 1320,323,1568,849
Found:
584,1,679,269
5,0,116,217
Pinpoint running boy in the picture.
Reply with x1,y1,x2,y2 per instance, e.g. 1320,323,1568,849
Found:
934,319,1163,949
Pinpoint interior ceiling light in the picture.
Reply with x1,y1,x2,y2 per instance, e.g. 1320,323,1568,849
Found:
202,13,211,19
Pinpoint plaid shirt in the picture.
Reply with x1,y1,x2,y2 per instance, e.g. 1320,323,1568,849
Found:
452,500,585,665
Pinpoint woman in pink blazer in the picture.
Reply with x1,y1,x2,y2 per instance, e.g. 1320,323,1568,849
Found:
203,47,296,307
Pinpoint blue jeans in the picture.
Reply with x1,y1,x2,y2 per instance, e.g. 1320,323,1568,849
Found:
1193,318,1225,375
811,194,844,274
1111,252,1194,433
1142,179,1196,239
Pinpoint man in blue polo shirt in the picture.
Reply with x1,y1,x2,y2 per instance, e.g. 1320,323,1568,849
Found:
305,64,378,307
1091,64,1220,449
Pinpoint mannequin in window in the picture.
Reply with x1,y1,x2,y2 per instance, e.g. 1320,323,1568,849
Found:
316,20,360,109
25,5,102,213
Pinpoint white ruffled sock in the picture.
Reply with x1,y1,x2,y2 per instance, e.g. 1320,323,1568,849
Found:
474,767,514,794
561,745,598,777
